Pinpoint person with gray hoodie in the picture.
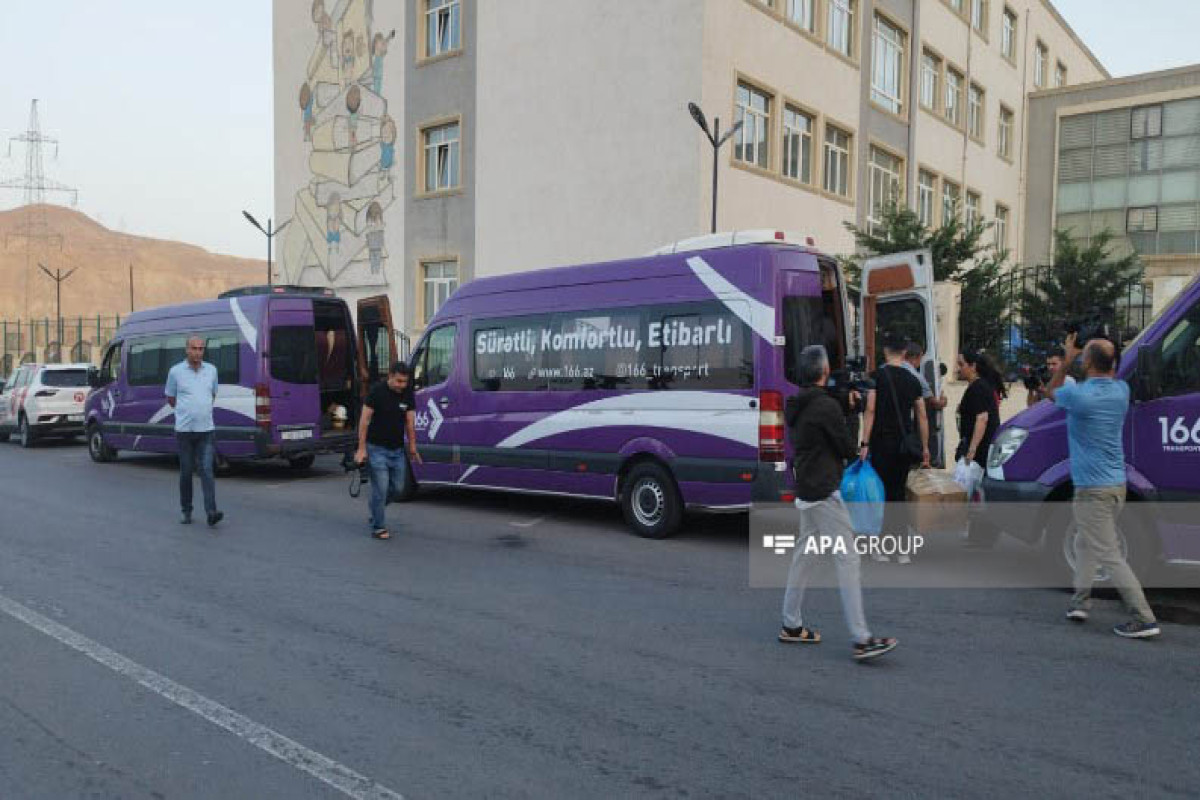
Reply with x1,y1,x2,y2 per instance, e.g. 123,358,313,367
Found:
778,345,897,661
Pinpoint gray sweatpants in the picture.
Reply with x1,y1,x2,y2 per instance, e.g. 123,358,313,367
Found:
1072,486,1155,624
781,493,871,644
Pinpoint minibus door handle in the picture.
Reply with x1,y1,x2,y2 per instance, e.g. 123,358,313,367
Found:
438,397,450,409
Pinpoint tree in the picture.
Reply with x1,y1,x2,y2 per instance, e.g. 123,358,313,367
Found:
843,200,1005,361
1016,229,1142,363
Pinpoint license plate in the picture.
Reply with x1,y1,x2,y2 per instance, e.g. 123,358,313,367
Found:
68,414,84,422
281,429,313,441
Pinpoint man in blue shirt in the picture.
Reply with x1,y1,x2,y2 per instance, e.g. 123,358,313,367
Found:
1048,335,1158,638
165,336,223,527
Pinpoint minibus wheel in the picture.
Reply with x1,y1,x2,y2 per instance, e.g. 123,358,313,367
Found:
1044,500,1159,585
87,423,117,463
621,461,682,539
287,454,316,470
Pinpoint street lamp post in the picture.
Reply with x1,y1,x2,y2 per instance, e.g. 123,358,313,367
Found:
38,262,76,363
688,102,743,234
242,211,291,288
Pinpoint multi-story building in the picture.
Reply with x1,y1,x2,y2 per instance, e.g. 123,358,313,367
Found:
273,0,1105,339
1025,64,1200,313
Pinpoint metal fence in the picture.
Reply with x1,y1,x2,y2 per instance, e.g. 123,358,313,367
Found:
990,264,1151,368
0,316,123,375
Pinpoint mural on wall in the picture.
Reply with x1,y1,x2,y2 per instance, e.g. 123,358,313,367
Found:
280,0,396,289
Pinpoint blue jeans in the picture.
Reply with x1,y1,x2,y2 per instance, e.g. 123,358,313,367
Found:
367,443,408,532
177,431,217,516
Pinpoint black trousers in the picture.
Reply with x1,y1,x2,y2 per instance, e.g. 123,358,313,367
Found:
870,440,912,535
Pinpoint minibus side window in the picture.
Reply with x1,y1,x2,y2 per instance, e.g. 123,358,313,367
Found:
127,338,164,386
421,324,457,388
1159,305,1200,396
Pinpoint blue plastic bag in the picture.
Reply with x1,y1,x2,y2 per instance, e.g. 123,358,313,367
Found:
840,458,885,536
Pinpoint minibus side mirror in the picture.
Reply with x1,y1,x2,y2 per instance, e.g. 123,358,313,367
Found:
87,366,102,389
1133,345,1162,403
939,362,948,378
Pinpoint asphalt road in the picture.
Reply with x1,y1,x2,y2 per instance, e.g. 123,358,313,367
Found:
1,440,1198,799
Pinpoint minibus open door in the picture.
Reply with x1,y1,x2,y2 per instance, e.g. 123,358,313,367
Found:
859,249,945,468
356,295,404,395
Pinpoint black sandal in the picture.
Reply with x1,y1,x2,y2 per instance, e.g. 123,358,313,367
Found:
779,626,821,644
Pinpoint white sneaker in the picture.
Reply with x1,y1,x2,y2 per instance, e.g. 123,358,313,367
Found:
898,554,912,564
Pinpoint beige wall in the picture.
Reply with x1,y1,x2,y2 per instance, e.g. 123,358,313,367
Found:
473,0,706,277
697,0,864,255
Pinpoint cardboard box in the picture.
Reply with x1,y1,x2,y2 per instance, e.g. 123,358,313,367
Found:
906,469,967,533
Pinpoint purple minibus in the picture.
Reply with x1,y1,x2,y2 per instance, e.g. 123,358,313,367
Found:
982,272,1200,575
400,232,942,537
84,286,405,468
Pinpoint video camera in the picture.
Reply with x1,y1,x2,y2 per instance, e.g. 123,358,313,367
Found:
828,356,875,415
1018,364,1051,393
342,452,369,497
1065,305,1118,347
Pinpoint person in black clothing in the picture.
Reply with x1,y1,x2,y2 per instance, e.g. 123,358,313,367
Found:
860,336,929,561
354,362,423,539
955,350,1004,470
778,345,897,661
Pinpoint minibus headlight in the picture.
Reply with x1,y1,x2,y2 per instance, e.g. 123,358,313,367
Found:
988,427,1028,470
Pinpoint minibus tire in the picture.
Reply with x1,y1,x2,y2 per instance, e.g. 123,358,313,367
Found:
621,461,682,539
1044,500,1159,585
287,454,316,470
87,424,117,463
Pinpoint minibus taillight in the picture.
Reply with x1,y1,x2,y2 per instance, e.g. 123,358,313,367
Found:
759,391,785,462
255,383,271,429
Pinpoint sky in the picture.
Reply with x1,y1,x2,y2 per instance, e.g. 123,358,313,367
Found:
0,1,1196,260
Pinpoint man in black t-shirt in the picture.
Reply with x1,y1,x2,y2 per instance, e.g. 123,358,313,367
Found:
355,362,422,540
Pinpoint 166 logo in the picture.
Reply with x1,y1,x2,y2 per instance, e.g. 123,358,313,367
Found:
1159,416,1200,448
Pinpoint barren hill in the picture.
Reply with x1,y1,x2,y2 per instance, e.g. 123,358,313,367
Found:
0,205,264,321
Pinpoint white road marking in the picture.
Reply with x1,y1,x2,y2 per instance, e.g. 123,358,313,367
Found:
509,517,545,529
0,592,405,800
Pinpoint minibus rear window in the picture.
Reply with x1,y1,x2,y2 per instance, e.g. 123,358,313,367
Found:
270,325,318,384
784,296,842,385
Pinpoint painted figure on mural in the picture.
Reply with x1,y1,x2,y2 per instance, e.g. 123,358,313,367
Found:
346,85,362,148
313,0,336,69
369,31,395,96
299,83,315,142
379,114,397,186
341,31,357,80
326,193,343,259
365,202,385,275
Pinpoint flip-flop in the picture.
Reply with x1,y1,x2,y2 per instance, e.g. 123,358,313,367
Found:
778,626,821,644
372,528,391,540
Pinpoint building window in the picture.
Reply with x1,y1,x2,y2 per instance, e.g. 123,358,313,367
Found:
823,124,852,197
918,170,937,227
920,50,941,111
971,0,986,33
868,146,903,234
995,204,1009,250
1034,41,1048,88
735,82,772,169
424,0,461,59
945,68,963,126
968,83,985,140
949,0,964,12
423,260,459,322
787,0,815,32
1001,7,1016,60
1055,62,1067,88
871,15,905,115
942,180,960,222
827,0,854,58
422,120,461,193
1127,206,1158,233
782,105,814,183
998,106,1014,158
966,191,981,228
1132,105,1163,139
